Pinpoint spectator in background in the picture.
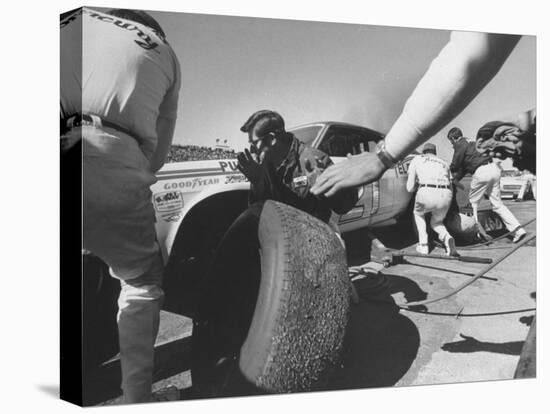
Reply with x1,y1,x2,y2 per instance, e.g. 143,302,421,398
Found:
166,144,237,162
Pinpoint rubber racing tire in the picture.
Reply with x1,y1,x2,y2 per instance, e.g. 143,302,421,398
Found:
192,200,351,396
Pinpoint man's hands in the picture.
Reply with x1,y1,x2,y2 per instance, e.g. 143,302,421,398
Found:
310,152,387,197
237,148,264,183
303,156,328,189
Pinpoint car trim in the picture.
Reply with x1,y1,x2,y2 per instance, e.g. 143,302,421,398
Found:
157,170,242,180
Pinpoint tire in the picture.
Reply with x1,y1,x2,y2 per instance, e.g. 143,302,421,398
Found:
192,200,351,396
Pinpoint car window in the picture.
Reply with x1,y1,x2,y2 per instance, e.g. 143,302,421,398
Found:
318,126,376,157
289,125,323,146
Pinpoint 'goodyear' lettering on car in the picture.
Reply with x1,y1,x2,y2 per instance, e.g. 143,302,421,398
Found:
163,177,220,191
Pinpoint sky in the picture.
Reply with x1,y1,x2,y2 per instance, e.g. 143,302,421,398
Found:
148,9,536,164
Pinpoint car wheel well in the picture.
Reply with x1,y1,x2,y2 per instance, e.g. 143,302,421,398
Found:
162,190,249,317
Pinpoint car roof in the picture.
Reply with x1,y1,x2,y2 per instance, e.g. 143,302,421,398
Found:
289,121,385,138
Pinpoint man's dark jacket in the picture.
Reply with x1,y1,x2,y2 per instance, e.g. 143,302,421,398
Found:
450,137,492,181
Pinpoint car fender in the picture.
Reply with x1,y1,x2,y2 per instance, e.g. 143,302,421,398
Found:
156,180,250,262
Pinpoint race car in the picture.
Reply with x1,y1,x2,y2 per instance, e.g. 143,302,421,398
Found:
152,122,414,263
83,121,417,397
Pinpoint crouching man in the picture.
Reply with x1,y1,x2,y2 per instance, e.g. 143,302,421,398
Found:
407,143,458,256
237,110,358,230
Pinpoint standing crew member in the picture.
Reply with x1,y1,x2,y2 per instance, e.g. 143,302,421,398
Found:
407,143,458,256
61,8,181,403
447,127,526,243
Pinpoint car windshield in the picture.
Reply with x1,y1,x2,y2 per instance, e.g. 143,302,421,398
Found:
289,125,323,146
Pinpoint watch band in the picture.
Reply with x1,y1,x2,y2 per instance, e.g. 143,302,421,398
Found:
376,141,398,168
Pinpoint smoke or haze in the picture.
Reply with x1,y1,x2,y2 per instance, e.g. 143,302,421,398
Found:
147,10,535,163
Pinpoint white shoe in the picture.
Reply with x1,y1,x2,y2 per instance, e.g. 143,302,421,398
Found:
512,229,527,243
444,235,459,257
416,244,429,255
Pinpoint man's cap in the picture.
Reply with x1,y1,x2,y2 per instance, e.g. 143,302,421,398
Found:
447,127,463,140
422,143,437,154
240,110,285,137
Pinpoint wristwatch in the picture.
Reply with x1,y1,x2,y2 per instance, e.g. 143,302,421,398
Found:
376,141,398,169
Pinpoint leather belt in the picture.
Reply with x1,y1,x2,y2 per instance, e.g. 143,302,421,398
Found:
419,184,451,189
61,114,139,144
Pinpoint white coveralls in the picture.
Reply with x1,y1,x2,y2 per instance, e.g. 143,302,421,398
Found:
406,153,453,248
469,163,522,232
61,8,181,403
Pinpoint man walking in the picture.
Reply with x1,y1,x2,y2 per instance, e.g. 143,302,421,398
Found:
407,143,458,256
447,127,526,243
61,8,181,403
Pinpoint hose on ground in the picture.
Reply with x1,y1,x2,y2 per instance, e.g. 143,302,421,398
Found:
355,233,536,309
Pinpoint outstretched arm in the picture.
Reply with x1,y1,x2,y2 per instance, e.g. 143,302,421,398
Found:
384,32,520,160
311,32,521,197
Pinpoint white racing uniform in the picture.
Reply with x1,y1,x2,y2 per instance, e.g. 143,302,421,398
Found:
407,153,454,251
61,8,181,403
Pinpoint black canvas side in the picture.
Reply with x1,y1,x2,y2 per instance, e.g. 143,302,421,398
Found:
60,7,83,406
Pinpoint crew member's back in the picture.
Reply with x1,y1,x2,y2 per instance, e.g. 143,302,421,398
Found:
60,7,181,158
